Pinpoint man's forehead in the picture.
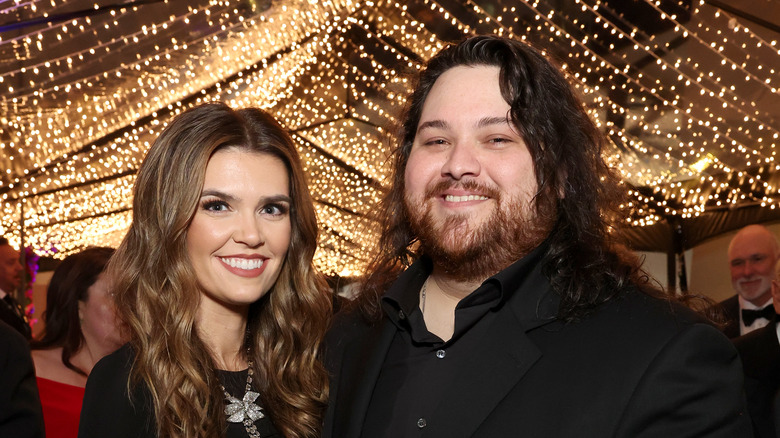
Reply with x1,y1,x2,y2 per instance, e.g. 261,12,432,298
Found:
0,245,18,260
729,229,776,254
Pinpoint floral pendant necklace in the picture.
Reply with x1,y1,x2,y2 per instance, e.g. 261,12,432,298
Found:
222,360,264,438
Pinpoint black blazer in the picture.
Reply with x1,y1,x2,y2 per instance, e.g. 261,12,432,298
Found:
0,320,44,438
78,345,156,438
733,322,780,438
718,295,742,339
79,344,282,438
324,272,753,437
0,293,32,340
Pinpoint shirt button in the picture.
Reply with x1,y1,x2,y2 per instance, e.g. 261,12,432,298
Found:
417,418,427,428
436,349,446,359
398,310,406,320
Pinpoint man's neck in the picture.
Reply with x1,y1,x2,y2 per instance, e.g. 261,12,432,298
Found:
421,268,487,341
739,293,773,310
429,268,484,302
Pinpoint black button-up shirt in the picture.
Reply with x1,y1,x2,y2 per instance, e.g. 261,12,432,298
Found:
361,245,550,438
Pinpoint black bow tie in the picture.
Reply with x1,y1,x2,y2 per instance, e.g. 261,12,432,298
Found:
741,306,776,326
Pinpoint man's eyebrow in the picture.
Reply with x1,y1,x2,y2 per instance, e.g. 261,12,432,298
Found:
416,119,449,133
417,116,512,134
476,116,511,128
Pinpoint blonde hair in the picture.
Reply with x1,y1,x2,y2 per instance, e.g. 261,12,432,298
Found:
109,103,330,437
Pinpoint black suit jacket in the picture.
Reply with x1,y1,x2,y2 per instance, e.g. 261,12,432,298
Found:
734,322,780,438
78,345,156,438
0,320,44,438
0,293,32,340
718,295,742,339
324,259,753,438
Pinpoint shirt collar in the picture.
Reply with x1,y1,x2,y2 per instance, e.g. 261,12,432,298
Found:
382,240,557,327
383,256,431,319
739,295,773,310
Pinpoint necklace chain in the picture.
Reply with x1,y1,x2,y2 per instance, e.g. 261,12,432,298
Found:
420,278,428,315
222,359,264,438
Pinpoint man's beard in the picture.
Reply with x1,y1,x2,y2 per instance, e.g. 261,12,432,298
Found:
405,180,556,283
734,275,772,303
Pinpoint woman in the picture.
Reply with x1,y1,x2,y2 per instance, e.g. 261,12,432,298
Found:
78,103,331,438
31,246,125,438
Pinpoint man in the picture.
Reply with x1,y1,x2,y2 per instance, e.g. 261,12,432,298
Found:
324,36,751,437
733,258,780,438
719,224,780,338
0,320,44,438
0,236,30,339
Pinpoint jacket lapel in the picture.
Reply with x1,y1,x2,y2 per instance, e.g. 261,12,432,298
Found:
424,306,544,437
334,319,397,438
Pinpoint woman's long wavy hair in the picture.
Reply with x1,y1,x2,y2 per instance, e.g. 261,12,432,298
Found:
31,247,115,375
108,102,331,437
359,35,653,322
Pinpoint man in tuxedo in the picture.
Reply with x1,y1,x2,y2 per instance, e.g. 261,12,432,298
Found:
324,36,751,438
718,224,780,338
733,258,780,437
0,236,30,339
0,320,44,437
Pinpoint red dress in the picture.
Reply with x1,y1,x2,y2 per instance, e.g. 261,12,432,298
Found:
36,377,85,438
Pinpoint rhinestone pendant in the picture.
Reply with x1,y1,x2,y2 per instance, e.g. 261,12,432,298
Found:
225,390,265,423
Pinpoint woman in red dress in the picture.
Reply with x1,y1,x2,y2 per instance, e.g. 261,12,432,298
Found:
31,247,125,438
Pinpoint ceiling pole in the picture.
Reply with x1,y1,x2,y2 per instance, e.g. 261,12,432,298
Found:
666,222,677,294
674,222,688,294
18,201,26,301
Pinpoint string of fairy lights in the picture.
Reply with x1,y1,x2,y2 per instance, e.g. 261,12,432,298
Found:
1,0,779,276
461,0,780,223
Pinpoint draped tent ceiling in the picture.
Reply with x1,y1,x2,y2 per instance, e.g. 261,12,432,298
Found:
1,0,779,276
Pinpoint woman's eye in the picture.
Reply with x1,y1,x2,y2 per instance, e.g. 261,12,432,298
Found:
489,137,509,144
201,199,229,212
261,203,289,216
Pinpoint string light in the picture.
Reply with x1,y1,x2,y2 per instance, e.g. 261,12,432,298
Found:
1,0,779,274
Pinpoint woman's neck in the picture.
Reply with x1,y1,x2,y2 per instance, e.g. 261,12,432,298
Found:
196,304,249,371
70,344,102,376
32,347,89,387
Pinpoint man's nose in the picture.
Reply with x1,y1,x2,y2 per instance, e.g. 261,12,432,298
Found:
441,143,480,180
743,260,759,277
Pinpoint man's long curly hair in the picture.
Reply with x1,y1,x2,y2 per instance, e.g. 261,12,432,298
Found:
108,103,331,437
358,35,654,322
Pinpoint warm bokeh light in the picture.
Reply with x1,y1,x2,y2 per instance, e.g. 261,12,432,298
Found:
1,0,778,276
